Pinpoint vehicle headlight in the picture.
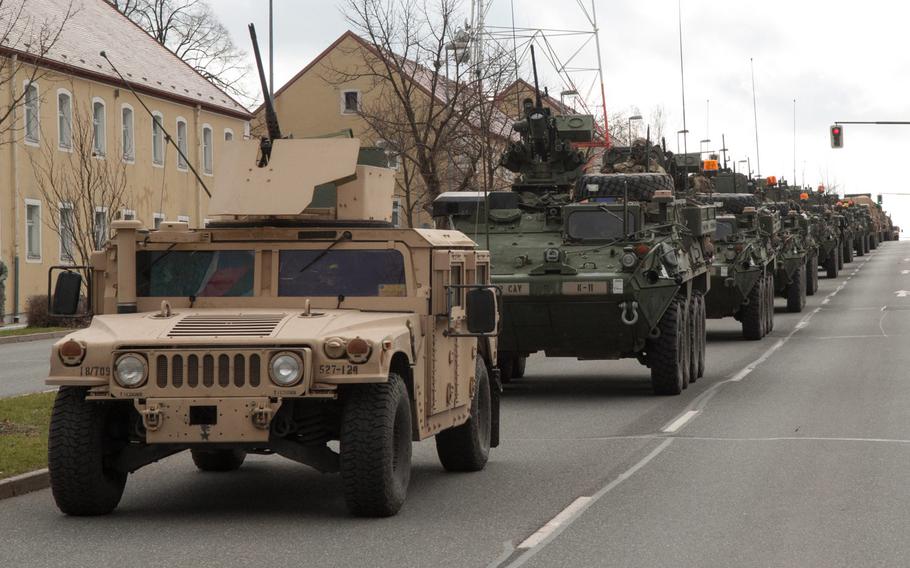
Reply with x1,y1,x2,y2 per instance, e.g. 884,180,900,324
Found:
114,354,148,388
346,338,372,364
620,252,638,269
269,352,303,386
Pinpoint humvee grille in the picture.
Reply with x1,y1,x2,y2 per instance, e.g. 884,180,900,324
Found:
168,314,286,338
154,351,265,389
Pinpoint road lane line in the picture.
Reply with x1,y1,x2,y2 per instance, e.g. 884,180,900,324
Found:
501,438,674,567
662,410,699,433
517,497,592,549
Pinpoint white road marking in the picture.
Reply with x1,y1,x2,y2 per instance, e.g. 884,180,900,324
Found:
821,298,830,305
902,270,910,275
517,497,592,549
502,439,674,567
662,410,700,433
895,290,910,298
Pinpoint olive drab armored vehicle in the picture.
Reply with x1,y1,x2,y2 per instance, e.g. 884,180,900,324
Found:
435,49,713,395
772,206,811,312
697,194,777,340
43,26,500,519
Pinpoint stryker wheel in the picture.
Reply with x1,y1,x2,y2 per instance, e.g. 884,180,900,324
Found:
787,264,806,313
340,373,412,517
741,275,764,340
648,299,686,396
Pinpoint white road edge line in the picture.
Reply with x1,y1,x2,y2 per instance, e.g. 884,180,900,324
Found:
662,410,700,433
503,438,674,568
517,496,592,549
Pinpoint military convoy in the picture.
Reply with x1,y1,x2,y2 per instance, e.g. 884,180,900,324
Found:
43,28,500,518
42,37,900,518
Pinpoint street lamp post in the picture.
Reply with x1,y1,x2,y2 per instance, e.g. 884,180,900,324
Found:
738,159,750,181
628,115,642,159
676,129,689,154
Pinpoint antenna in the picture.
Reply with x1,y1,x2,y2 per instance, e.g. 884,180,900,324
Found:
530,45,542,109
249,23,282,166
100,51,211,197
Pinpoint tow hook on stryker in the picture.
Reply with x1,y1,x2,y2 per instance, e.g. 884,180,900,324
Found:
621,301,640,325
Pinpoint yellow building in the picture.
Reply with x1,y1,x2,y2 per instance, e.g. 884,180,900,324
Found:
256,31,513,229
0,0,251,321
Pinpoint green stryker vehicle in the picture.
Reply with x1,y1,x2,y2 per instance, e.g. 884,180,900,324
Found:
696,192,777,340
434,82,715,395
771,205,811,313
810,207,842,278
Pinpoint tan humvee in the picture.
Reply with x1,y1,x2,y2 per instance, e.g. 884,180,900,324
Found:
45,137,500,518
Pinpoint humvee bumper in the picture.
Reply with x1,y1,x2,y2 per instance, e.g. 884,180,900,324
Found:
137,397,280,444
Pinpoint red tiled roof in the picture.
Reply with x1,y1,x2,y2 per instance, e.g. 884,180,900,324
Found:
1,0,250,118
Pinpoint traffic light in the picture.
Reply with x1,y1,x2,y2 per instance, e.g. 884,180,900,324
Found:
830,124,844,148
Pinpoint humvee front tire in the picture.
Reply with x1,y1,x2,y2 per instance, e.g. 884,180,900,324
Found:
436,359,492,472
48,387,127,516
191,449,246,472
786,264,806,313
513,356,527,379
648,299,686,396
340,373,412,517
741,276,764,340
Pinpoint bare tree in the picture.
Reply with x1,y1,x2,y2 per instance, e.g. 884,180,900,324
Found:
326,0,514,227
29,90,129,267
107,0,250,103
649,104,666,145
0,0,74,143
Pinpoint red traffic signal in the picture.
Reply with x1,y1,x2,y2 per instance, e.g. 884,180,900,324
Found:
830,124,843,148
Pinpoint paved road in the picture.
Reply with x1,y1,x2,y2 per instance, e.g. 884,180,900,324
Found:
1,243,908,567
0,338,56,397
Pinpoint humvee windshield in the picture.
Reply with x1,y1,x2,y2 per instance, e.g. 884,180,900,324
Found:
137,250,255,297
278,250,406,297
566,209,636,241
715,220,736,241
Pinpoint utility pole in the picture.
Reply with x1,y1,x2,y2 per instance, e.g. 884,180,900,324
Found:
751,57,761,177
793,98,796,186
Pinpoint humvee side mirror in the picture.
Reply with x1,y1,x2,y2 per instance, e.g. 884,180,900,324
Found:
48,267,91,317
465,288,497,334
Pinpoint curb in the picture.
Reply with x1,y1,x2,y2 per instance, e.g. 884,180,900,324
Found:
0,331,69,346
0,469,49,501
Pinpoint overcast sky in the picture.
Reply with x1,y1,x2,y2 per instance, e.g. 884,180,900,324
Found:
215,0,910,230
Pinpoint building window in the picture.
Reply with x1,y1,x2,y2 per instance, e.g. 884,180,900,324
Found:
92,98,106,157
121,105,135,162
202,124,213,175
57,89,72,150
24,81,39,144
224,128,234,141
26,199,42,261
153,212,165,229
94,207,108,250
392,196,401,228
152,112,164,166
177,215,190,225
121,209,136,221
341,90,360,114
176,117,188,170
59,203,75,263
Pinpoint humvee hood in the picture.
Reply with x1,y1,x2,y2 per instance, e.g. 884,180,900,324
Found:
70,309,415,346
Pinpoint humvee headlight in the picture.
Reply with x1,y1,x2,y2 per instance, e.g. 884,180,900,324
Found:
345,338,372,364
620,252,638,269
324,337,347,359
114,354,148,388
269,352,303,386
